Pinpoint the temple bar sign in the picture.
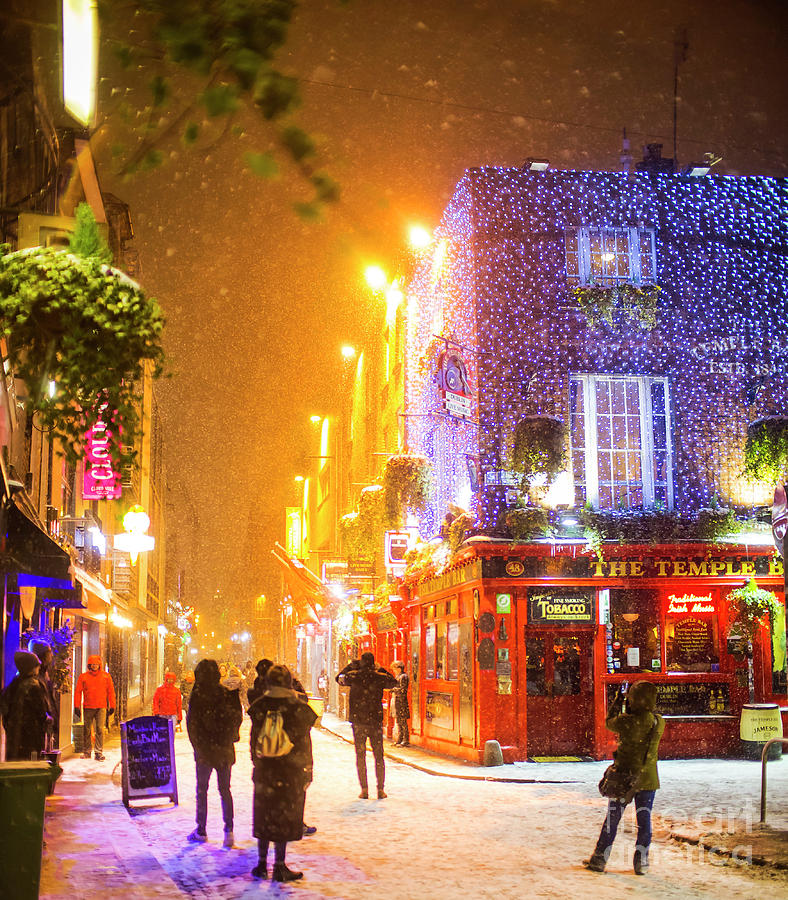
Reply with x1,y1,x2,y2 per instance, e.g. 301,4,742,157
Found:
590,557,784,578
529,588,594,623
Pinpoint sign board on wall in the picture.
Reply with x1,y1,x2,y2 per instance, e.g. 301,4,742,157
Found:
120,715,178,808
83,418,121,499
437,349,473,420
528,588,594,624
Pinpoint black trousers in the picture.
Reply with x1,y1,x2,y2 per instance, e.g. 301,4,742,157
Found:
351,723,385,791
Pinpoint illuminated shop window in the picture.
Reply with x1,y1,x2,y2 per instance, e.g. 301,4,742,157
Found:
435,621,447,679
564,226,656,286
447,622,459,680
665,596,720,673
609,589,661,674
570,375,673,509
425,624,436,678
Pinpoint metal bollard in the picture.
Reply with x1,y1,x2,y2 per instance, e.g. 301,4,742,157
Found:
760,738,788,824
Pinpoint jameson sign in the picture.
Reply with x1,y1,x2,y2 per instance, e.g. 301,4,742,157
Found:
528,588,594,623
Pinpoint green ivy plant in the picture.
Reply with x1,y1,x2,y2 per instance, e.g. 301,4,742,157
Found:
339,485,386,561
499,506,557,540
510,415,567,489
0,244,165,464
382,454,432,527
743,416,788,483
573,282,661,330
727,579,781,644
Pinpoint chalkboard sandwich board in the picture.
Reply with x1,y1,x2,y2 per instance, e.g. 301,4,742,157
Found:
120,715,178,808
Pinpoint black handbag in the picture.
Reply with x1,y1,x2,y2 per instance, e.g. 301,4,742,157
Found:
598,715,658,804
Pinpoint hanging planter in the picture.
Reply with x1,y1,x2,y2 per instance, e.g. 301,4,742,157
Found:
382,453,432,526
23,622,75,692
498,506,556,540
573,282,660,330
0,244,165,464
339,485,386,561
510,415,567,499
743,416,788,484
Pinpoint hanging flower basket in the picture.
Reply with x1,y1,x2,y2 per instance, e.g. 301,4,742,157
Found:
23,622,75,692
339,485,386,561
0,245,165,464
382,454,432,526
510,415,567,487
499,506,557,540
726,579,780,644
573,282,660,330
743,416,788,484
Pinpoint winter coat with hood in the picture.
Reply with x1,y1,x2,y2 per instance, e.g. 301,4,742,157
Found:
186,659,243,768
0,652,50,760
153,673,183,720
248,675,317,843
75,656,116,709
336,657,397,726
606,680,666,791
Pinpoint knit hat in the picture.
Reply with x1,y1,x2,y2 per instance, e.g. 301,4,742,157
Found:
15,650,40,676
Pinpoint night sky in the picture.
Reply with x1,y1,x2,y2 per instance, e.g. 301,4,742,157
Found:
93,0,788,634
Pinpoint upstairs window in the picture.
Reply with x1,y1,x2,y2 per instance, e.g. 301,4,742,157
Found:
565,227,656,285
570,374,673,509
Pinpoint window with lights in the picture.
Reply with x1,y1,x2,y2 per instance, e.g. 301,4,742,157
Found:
570,375,673,509
564,226,656,285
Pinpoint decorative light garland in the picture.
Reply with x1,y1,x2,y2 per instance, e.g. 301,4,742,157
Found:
404,169,786,535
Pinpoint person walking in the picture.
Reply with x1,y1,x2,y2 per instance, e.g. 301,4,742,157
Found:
584,680,666,875
336,651,397,799
391,660,410,746
180,670,195,710
74,654,116,761
0,650,51,760
248,664,317,882
153,672,183,730
29,640,58,750
186,658,243,847
246,658,273,707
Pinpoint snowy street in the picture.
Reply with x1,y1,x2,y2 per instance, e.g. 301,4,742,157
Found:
39,716,788,899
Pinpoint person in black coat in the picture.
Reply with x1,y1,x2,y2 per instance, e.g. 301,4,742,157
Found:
248,664,317,882
186,658,243,847
246,658,273,707
0,651,51,760
391,660,410,746
29,640,58,751
336,651,397,799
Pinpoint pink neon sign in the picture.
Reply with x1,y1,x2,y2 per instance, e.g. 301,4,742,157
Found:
82,419,122,500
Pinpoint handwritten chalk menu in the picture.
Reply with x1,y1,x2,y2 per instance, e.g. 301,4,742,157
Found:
120,715,178,808
606,681,731,716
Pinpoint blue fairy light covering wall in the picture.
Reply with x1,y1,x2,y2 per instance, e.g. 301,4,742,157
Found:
405,167,787,533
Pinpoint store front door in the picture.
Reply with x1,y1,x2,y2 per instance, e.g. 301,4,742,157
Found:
522,630,594,758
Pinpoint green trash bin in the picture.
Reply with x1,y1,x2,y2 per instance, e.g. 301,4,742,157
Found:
0,761,56,900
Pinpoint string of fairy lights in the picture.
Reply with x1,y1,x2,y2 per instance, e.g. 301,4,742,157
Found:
405,168,786,535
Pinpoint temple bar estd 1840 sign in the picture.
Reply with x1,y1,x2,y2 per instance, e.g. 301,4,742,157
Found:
528,588,594,623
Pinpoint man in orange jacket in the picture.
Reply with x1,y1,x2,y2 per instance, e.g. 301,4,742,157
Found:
74,655,116,761
153,671,183,730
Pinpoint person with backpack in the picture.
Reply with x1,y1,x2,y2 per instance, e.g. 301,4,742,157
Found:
186,658,243,848
248,664,317,882
336,651,398,799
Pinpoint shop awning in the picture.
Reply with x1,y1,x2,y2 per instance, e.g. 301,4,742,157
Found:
2,494,73,581
18,572,83,610
72,566,112,622
271,542,330,625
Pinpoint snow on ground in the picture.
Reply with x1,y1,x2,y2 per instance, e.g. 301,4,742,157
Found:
41,719,788,899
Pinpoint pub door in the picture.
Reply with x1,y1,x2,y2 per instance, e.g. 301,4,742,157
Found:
523,630,594,757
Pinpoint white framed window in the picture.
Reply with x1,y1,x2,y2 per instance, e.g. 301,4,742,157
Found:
570,374,673,509
565,227,656,285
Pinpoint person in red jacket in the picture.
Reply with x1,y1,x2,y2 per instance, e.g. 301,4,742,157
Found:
74,655,116,761
153,671,183,730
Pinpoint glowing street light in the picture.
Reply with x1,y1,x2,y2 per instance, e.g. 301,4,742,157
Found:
341,345,357,359
114,504,155,564
408,224,432,249
309,414,322,424
364,265,387,291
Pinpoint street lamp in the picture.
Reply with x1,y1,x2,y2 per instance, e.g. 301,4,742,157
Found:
408,224,432,249
364,265,387,291
341,345,356,359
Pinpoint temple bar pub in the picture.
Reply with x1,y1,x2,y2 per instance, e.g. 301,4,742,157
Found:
394,540,785,763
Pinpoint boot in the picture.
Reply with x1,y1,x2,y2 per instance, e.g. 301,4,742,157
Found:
358,789,369,799
251,862,267,879
634,850,649,875
271,864,303,882
583,853,606,873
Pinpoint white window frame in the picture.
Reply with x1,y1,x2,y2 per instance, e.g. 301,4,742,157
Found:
566,226,656,285
571,374,673,509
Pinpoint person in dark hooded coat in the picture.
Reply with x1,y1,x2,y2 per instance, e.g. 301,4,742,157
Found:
246,658,273,707
186,658,243,847
0,651,51,760
248,664,317,882
585,680,666,875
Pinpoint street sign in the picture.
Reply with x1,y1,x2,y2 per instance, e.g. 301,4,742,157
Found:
772,483,787,557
